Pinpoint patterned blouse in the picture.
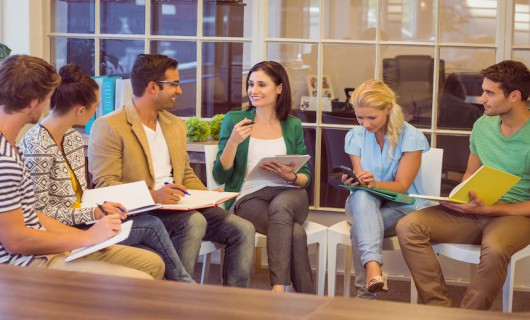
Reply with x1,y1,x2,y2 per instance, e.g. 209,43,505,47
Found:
19,125,96,225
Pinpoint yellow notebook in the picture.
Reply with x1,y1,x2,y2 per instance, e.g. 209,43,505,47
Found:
409,166,521,205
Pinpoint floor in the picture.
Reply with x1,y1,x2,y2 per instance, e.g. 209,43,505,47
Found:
193,264,530,313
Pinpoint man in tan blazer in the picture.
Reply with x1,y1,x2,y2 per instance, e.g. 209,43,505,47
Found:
88,54,255,287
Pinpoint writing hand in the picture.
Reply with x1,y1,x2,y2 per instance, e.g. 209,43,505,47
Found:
151,183,188,204
87,214,122,243
94,201,128,220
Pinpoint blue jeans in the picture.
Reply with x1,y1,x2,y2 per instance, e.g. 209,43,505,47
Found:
119,214,194,283
344,190,416,298
153,207,255,287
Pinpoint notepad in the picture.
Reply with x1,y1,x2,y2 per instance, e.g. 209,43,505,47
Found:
340,185,416,205
246,155,311,181
409,166,521,205
82,181,162,223
160,190,239,211
66,220,133,262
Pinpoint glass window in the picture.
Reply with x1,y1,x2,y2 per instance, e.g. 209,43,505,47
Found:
101,1,145,35
436,134,470,196
268,0,320,39
303,128,316,206
513,2,530,46
513,50,530,67
381,0,436,41
323,0,376,40
321,127,351,208
100,39,145,77
151,41,197,117
51,0,94,34
203,1,250,37
50,38,95,76
439,0,497,44
152,0,197,36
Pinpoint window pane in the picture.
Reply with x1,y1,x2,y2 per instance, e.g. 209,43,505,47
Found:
303,128,316,206
321,128,351,208
100,39,144,77
513,2,530,46
322,44,375,124
51,0,94,33
380,46,436,127
201,42,250,118
203,1,249,37
439,47,493,130
381,0,435,41
101,1,145,34
439,0,497,44
50,38,95,76
436,134,470,196
323,0,376,40
151,41,197,117
268,0,320,39
151,0,197,36
513,49,530,66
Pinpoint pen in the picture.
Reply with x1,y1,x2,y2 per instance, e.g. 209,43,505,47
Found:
164,182,191,195
97,203,108,215
241,121,255,126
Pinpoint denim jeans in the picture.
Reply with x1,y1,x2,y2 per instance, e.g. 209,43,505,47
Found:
235,187,315,294
344,190,416,298
119,214,194,283
153,207,255,287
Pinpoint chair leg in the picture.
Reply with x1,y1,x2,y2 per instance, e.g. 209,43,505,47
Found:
254,247,263,273
327,240,338,297
201,253,212,284
316,238,327,296
343,245,352,297
502,261,514,313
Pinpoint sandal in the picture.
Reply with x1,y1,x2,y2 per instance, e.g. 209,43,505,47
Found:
366,274,388,293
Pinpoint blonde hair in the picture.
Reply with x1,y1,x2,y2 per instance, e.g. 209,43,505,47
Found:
350,79,404,157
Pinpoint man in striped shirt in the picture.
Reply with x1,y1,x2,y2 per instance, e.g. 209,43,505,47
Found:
0,55,165,279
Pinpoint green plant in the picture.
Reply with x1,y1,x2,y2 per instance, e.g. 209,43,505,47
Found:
185,117,210,142
0,43,12,60
209,113,225,140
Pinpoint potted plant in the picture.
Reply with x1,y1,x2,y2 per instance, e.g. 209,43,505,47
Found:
185,116,210,142
209,113,225,141
0,43,12,60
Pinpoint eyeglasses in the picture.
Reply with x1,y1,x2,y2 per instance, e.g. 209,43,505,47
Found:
156,80,180,87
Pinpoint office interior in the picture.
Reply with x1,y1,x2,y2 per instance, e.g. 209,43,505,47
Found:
1,0,529,301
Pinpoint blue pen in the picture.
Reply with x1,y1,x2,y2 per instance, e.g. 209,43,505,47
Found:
164,182,191,196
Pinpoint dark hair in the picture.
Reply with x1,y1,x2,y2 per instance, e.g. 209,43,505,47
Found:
481,60,530,100
50,64,99,115
246,61,292,121
0,55,60,113
131,54,178,97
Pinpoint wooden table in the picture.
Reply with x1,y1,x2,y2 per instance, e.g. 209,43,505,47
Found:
0,265,527,320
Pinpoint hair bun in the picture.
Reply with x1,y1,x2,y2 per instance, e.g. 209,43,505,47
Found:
58,64,83,84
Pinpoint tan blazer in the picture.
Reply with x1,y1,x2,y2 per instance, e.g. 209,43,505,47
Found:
87,102,206,191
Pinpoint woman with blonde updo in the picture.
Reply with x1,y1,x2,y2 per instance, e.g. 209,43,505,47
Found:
341,79,430,298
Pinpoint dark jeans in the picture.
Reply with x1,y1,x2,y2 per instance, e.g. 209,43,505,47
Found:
119,214,194,283
152,206,255,287
234,187,315,294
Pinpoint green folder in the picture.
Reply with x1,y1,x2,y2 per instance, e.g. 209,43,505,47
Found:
340,185,416,205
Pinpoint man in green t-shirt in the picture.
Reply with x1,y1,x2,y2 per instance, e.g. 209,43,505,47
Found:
396,60,530,310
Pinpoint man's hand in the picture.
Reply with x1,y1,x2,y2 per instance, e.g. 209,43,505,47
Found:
85,214,122,244
441,191,492,215
150,183,187,204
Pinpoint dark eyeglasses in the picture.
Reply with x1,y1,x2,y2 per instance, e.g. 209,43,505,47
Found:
156,80,180,87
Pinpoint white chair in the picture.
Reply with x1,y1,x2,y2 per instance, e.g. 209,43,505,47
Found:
203,144,328,295
326,148,444,299
432,243,530,312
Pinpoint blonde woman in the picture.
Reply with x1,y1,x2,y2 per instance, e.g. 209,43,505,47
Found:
341,79,430,298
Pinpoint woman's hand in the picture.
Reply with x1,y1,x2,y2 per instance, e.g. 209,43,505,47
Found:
228,118,253,146
94,201,128,220
261,160,297,182
356,171,378,189
341,174,359,186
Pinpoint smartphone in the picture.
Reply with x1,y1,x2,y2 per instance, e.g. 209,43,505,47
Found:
339,165,362,185
241,121,255,126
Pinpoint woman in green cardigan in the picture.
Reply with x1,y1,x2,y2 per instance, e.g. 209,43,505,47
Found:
213,61,314,294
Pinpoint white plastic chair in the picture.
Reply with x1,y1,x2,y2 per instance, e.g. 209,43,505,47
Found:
326,148,444,299
204,144,328,295
432,243,530,312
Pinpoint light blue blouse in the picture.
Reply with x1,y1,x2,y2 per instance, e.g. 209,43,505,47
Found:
344,122,430,209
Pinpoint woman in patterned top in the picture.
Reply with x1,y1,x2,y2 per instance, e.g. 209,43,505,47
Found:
20,64,194,283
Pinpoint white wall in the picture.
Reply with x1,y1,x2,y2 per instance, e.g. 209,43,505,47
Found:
2,0,45,57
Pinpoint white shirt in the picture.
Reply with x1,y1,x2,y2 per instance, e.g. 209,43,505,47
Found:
143,121,173,190
237,136,294,202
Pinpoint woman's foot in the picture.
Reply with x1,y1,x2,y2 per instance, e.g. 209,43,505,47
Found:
365,261,388,293
272,285,287,293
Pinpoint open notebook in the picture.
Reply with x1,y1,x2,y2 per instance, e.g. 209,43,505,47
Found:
161,190,239,211
66,220,133,262
409,166,521,205
82,181,161,224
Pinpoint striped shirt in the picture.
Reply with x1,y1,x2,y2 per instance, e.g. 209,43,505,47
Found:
0,133,43,266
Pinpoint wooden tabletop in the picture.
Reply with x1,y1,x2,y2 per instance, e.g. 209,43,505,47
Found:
0,264,527,320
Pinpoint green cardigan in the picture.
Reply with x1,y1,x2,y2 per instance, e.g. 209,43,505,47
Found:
212,109,311,209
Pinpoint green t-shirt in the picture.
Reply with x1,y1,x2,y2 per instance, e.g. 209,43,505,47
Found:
470,115,530,203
